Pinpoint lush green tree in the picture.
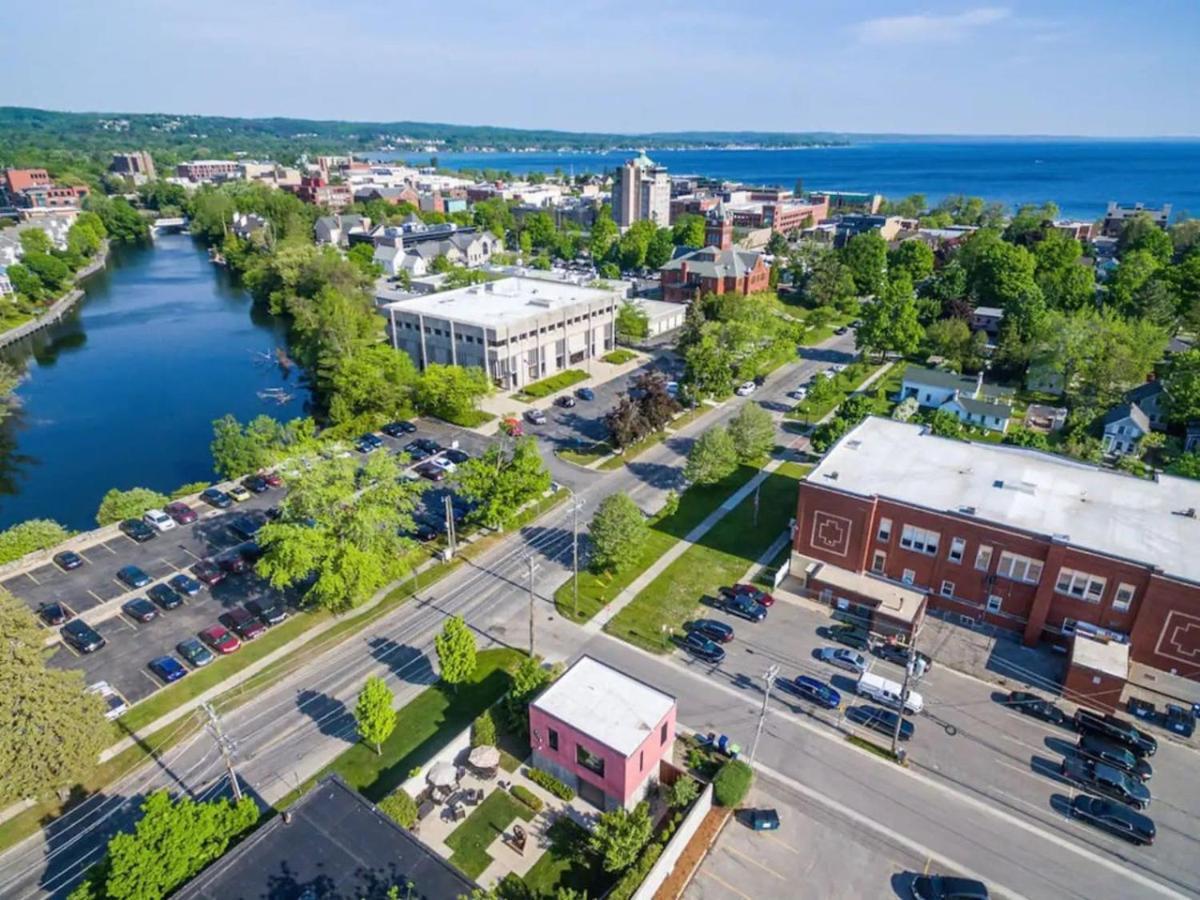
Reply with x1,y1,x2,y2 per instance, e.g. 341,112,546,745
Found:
841,231,887,296
69,790,258,900
590,205,619,261
377,789,419,829
346,241,383,277
925,258,967,308
766,231,790,257
928,408,965,438
5,263,44,301
209,414,317,480
665,775,699,809
598,261,620,279
435,614,478,691
328,343,420,426
1131,275,1181,329
472,709,497,747
881,193,927,218
1003,202,1058,246
1165,349,1200,424
960,232,1044,338
672,213,706,249
472,198,516,242
523,212,557,250
810,415,851,454
588,493,648,573
66,212,106,258
1032,230,1095,311
19,229,53,256
615,301,649,341
617,220,657,270
1118,213,1173,264
453,437,551,530
645,228,675,269
803,253,859,312
95,486,170,526
887,240,934,283
631,371,681,431
712,759,754,807
21,252,72,292
1167,452,1200,480
1106,249,1161,315
727,402,775,462
416,364,492,422
0,519,72,565
924,317,985,372
256,452,422,612
0,590,109,805
1004,428,1050,450
501,656,552,735
87,195,148,242
856,273,923,359
589,801,652,873
685,427,738,485
682,328,735,398
171,481,210,499
1170,219,1200,259
1169,253,1200,320
605,394,650,449
354,676,397,754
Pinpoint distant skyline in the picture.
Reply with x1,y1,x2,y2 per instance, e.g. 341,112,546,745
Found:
3,0,1198,138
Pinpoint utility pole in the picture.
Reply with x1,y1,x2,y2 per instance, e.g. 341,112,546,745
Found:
444,494,457,556
526,555,539,655
891,627,920,759
753,483,761,527
202,702,242,801
569,493,585,619
749,664,779,764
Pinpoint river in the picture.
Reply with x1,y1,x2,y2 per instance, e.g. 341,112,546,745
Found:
0,233,308,531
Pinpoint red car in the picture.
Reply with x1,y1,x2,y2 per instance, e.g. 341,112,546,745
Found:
262,471,284,488
223,607,266,641
199,625,241,654
720,584,775,607
500,417,524,437
192,559,226,587
165,501,198,525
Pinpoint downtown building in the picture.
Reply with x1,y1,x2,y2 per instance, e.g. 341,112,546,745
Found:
612,152,670,228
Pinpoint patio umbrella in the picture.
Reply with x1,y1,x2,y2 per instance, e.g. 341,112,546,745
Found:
468,745,501,769
427,761,458,787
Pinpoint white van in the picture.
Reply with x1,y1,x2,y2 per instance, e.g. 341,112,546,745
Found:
855,671,924,715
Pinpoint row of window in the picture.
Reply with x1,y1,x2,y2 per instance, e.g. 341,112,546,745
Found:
546,721,670,778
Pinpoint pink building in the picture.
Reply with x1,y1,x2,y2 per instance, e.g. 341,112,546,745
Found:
529,656,677,811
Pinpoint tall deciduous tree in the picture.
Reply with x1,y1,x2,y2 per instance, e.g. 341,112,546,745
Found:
588,493,647,573
685,427,738,485
327,343,420,425
841,232,887,297
1118,213,1173,264
671,214,706,249
434,615,477,691
95,487,170,526
454,437,551,530
1165,349,1200,424
416,364,492,422
616,301,649,341
887,240,934,283
589,801,653,873
727,402,775,462
645,228,675,269
856,273,923,360
590,205,619,261
354,676,397,753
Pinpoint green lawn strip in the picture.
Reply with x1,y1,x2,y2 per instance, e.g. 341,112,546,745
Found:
554,464,760,623
446,788,535,879
436,409,496,428
604,466,806,653
556,442,613,466
514,369,590,401
783,360,885,422
522,816,612,898
597,405,712,471
602,349,637,365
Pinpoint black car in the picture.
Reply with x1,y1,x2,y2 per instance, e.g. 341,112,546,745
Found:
200,487,233,509
847,705,914,741
356,433,385,454
827,624,871,650
1004,690,1069,727
1060,757,1150,810
53,550,84,571
116,565,151,589
443,448,470,465
1070,795,1156,846
1075,709,1157,757
192,559,226,587
402,441,430,461
62,619,105,653
689,619,734,643
242,474,269,493
38,602,72,626
382,420,417,437
416,462,447,482
722,593,766,622
119,518,156,543
682,631,726,664
1075,734,1153,782
912,875,989,900
874,643,933,672
228,512,267,541
414,438,442,454
148,583,184,611
246,599,288,625
403,520,439,543
122,597,159,623
169,573,203,596
555,395,577,408
218,552,249,575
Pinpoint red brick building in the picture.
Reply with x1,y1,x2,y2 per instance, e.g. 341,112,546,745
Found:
3,168,53,195
659,247,769,303
792,417,1200,682
292,175,353,210
2,169,87,209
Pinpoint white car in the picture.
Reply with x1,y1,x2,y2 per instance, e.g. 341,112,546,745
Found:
143,509,176,532
788,386,809,401
87,681,128,721
431,456,457,474
735,381,757,397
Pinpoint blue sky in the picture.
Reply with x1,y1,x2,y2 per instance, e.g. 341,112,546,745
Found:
2,1,1197,136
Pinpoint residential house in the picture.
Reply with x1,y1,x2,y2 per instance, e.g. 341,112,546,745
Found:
314,214,371,248
230,212,268,241
1101,202,1171,237
529,655,676,811
353,184,420,207
969,306,1005,341
899,365,1014,433
1025,359,1066,397
659,246,769,303
1101,403,1150,456
373,244,406,278
1126,381,1169,431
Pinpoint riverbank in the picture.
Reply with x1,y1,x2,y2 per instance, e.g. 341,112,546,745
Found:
0,240,110,351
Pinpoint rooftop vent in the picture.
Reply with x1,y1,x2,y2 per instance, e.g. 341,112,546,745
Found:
993,480,1004,489
958,505,977,515
845,440,862,450
823,471,839,481
1176,507,1198,519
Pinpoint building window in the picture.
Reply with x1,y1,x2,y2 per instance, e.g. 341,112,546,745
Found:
548,728,558,751
640,750,644,772
940,580,955,597
899,525,939,555
986,595,1003,613
576,744,605,777
1113,583,1135,613
1055,568,1106,603
948,537,966,564
871,550,886,573
996,551,1043,585
661,722,668,745
902,569,916,585
877,518,892,542
975,544,993,571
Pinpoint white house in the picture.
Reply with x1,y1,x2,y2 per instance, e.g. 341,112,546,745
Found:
1126,381,1169,431
1101,403,1150,456
899,365,1014,434
314,214,370,248
373,244,405,277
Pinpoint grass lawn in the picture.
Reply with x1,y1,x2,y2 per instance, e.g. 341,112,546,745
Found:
446,789,535,880
784,360,885,423
514,369,590,401
554,464,760,623
523,816,613,899
556,441,612,467
436,408,496,428
596,404,713,471
602,348,637,365
605,464,810,653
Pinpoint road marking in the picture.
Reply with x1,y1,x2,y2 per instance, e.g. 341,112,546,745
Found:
77,550,92,565
140,670,161,690
24,570,40,586
725,845,785,880
60,641,80,658
100,542,118,555
697,868,753,900
923,855,932,875
991,757,1045,783
88,590,103,603
759,832,801,855
180,547,202,561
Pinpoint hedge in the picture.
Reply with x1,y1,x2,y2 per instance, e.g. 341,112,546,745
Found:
713,759,754,808
517,369,589,399
471,710,497,748
609,841,663,900
511,784,544,813
377,789,418,828
525,767,574,800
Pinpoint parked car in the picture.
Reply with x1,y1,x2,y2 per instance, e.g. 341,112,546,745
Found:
683,631,726,664
246,599,288,625
735,381,756,396
689,619,734,643
817,647,868,674
834,325,850,335
443,448,470,465
218,552,249,575
38,602,72,626
555,395,577,408
874,642,932,674
228,512,267,541
525,408,547,425
226,484,252,502
1074,709,1157,757
148,583,184,611
500,417,524,436
176,637,216,668
430,456,458,474
356,433,385,454
778,675,841,709
402,440,430,461
53,550,84,571
200,625,241,655
1076,734,1153,782
225,607,266,640
1164,704,1196,738
747,808,780,831
856,671,923,715
721,592,767,622
242,474,269,493
122,598,159,623
1059,757,1150,810
119,518,156,543
62,619,106,653
416,462,448,482
846,705,914,741
404,520,439,543
576,387,595,401
200,487,233,509
148,655,187,684
1069,795,1156,846
143,509,176,532
413,438,442,455
1004,690,1069,727
192,559,226,587
262,470,284,488
912,875,989,900
719,584,775,607
826,624,872,650
164,501,198,525
117,565,151,589
787,387,808,401
382,420,416,437
167,573,202,597
87,681,127,720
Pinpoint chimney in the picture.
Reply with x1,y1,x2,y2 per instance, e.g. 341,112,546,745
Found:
680,261,688,280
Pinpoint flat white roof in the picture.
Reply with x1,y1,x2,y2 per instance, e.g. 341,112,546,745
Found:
382,277,616,330
809,417,1200,585
531,656,675,756
1071,634,1129,678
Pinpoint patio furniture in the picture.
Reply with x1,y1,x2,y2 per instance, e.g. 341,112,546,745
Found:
453,804,467,822
468,745,501,770
509,824,527,855
427,761,458,788
417,798,436,820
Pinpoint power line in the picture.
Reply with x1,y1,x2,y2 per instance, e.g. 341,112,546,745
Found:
749,664,780,763
202,703,242,802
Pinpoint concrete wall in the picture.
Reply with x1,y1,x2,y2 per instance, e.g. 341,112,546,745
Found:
632,782,714,900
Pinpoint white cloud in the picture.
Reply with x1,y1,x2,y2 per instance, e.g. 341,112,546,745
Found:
854,7,1010,45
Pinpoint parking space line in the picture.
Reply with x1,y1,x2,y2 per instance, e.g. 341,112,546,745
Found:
140,670,161,691
991,757,1043,783
25,570,41,585
60,640,80,658
759,832,801,855
77,550,92,564
179,547,202,561
724,845,785,880
697,869,754,900
88,590,104,603
100,543,118,555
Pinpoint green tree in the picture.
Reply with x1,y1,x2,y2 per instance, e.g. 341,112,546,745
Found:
19,229,53,256
1164,349,1200,424
684,427,738,485
472,710,497,747
5,263,44,301
887,240,934,283
928,409,965,438
328,343,420,425
712,760,754,807
615,301,649,341
671,213,706,249
617,220,656,270
645,228,675,269
856,273,923,360
1168,452,1200,480
95,486,170,526
472,198,516,242
354,676,397,754
842,231,887,296
727,402,775,462
500,656,552,736
1033,230,1094,311
1118,213,1173,264
925,258,967,307
87,195,148,243
1107,249,1161,315
588,493,648,573
1170,219,1200,259
803,253,858,312
378,789,419,829
416,364,492,422
881,193,927,218
0,591,108,805
589,801,653,873
435,614,478,691
923,317,984,371
766,231,790,257
589,205,618,261
347,241,383,277
454,437,551,530
210,413,270,479
0,519,73,565
430,254,454,274
256,453,422,612
22,252,71,292
523,212,557,250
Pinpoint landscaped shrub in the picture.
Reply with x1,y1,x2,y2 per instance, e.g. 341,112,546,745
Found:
608,841,663,900
713,759,754,808
0,518,72,565
525,767,574,800
518,368,589,399
377,789,418,829
510,784,544,813
472,709,497,747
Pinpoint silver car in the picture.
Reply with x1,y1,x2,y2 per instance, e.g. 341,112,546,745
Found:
818,647,868,674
